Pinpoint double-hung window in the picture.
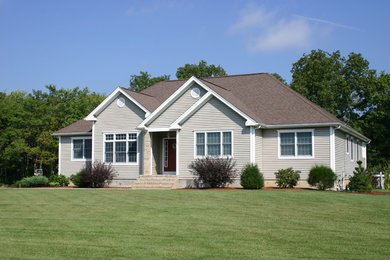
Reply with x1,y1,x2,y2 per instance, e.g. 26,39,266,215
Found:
195,131,232,157
72,138,92,160
104,133,138,164
279,130,314,158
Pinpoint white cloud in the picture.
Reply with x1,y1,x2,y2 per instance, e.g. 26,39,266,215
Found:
229,5,276,32
249,18,312,52
293,15,361,31
230,5,358,52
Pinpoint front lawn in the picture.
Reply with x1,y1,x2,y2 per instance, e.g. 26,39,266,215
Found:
0,189,389,259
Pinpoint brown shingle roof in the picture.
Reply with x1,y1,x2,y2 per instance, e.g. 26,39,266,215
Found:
52,119,92,135
54,73,365,139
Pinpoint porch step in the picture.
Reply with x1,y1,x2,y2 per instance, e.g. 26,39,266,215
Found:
132,175,179,190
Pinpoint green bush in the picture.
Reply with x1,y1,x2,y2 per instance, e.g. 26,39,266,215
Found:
347,161,372,192
189,157,237,188
49,174,70,186
308,165,337,190
70,169,88,187
274,168,300,188
240,164,264,189
17,176,49,187
70,162,117,188
49,182,61,187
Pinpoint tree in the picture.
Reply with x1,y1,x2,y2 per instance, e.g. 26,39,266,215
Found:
176,60,227,79
271,73,288,85
129,71,170,92
290,49,389,166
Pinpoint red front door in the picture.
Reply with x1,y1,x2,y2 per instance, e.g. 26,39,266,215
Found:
164,139,176,172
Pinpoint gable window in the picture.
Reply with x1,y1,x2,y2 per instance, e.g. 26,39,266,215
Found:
195,131,233,157
72,138,92,160
104,133,138,164
278,130,314,158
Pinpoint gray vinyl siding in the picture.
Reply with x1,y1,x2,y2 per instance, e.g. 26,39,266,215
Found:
148,84,206,128
261,127,330,180
335,130,366,178
179,97,250,177
94,94,145,179
60,136,90,177
255,129,262,169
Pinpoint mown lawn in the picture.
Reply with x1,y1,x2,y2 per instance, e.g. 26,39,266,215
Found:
0,189,389,259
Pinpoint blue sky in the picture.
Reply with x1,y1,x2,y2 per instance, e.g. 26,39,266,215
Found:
1,0,389,94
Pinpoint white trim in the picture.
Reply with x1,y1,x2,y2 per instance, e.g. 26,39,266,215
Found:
176,130,180,176
330,127,336,172
102,132,139,165
193,130,234,158
91,122,95,162
52,132,91,136
71,137,92,161
138,77,257,129
350,137,354,161
170,92,213,128
58,136,62,175
162,137,177,175
277,129,315,159
85,87,150,121
250,126,255,163
150,132,153,175
146,127,174,132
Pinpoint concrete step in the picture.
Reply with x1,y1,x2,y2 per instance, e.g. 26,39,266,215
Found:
132,175,179,190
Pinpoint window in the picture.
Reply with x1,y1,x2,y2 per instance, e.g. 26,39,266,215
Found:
279,130,313,158
104,133,138,164
356,141,359,161
72,138,92,160
195,131,232,157
346,136,350,154
350,138,354,161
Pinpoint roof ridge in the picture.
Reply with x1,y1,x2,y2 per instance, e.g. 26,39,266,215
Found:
199,78,230,91
200,72,268,80
121,87,155,97
267,74,343,124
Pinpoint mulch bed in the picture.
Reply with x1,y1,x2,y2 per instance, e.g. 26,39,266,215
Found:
3,186,390,195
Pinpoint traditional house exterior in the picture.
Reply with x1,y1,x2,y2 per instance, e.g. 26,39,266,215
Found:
52,73,370,188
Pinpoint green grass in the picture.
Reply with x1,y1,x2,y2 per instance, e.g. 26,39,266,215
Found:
0,189,389,259
373,189,390,193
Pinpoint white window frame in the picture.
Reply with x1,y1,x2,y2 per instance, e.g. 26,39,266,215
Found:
103,132,139,165
356,140,360,161
193,130,234,158
278,129,315,159
350,137,354,161
71,137,92,161
346,136,350,154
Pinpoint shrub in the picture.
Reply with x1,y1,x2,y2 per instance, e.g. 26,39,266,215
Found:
347,161,372,192
49,182,61,187
17,176,49,187
308,165,337,190
240,164,264,189
274,168,301,188
49,174,70,186
189,157,237,188
83,161,117,188
70,169,88,188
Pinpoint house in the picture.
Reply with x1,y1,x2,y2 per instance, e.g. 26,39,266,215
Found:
52,73,370,188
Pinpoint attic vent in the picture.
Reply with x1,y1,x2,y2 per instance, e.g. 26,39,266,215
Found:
117,97,126,108
191,87,200,99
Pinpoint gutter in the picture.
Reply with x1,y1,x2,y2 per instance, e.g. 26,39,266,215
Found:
257,122,371,143
51,132,92,137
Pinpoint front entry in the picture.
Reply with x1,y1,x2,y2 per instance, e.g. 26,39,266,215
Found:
163,138,176,174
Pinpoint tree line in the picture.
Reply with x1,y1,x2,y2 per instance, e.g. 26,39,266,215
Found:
1,54,389,184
